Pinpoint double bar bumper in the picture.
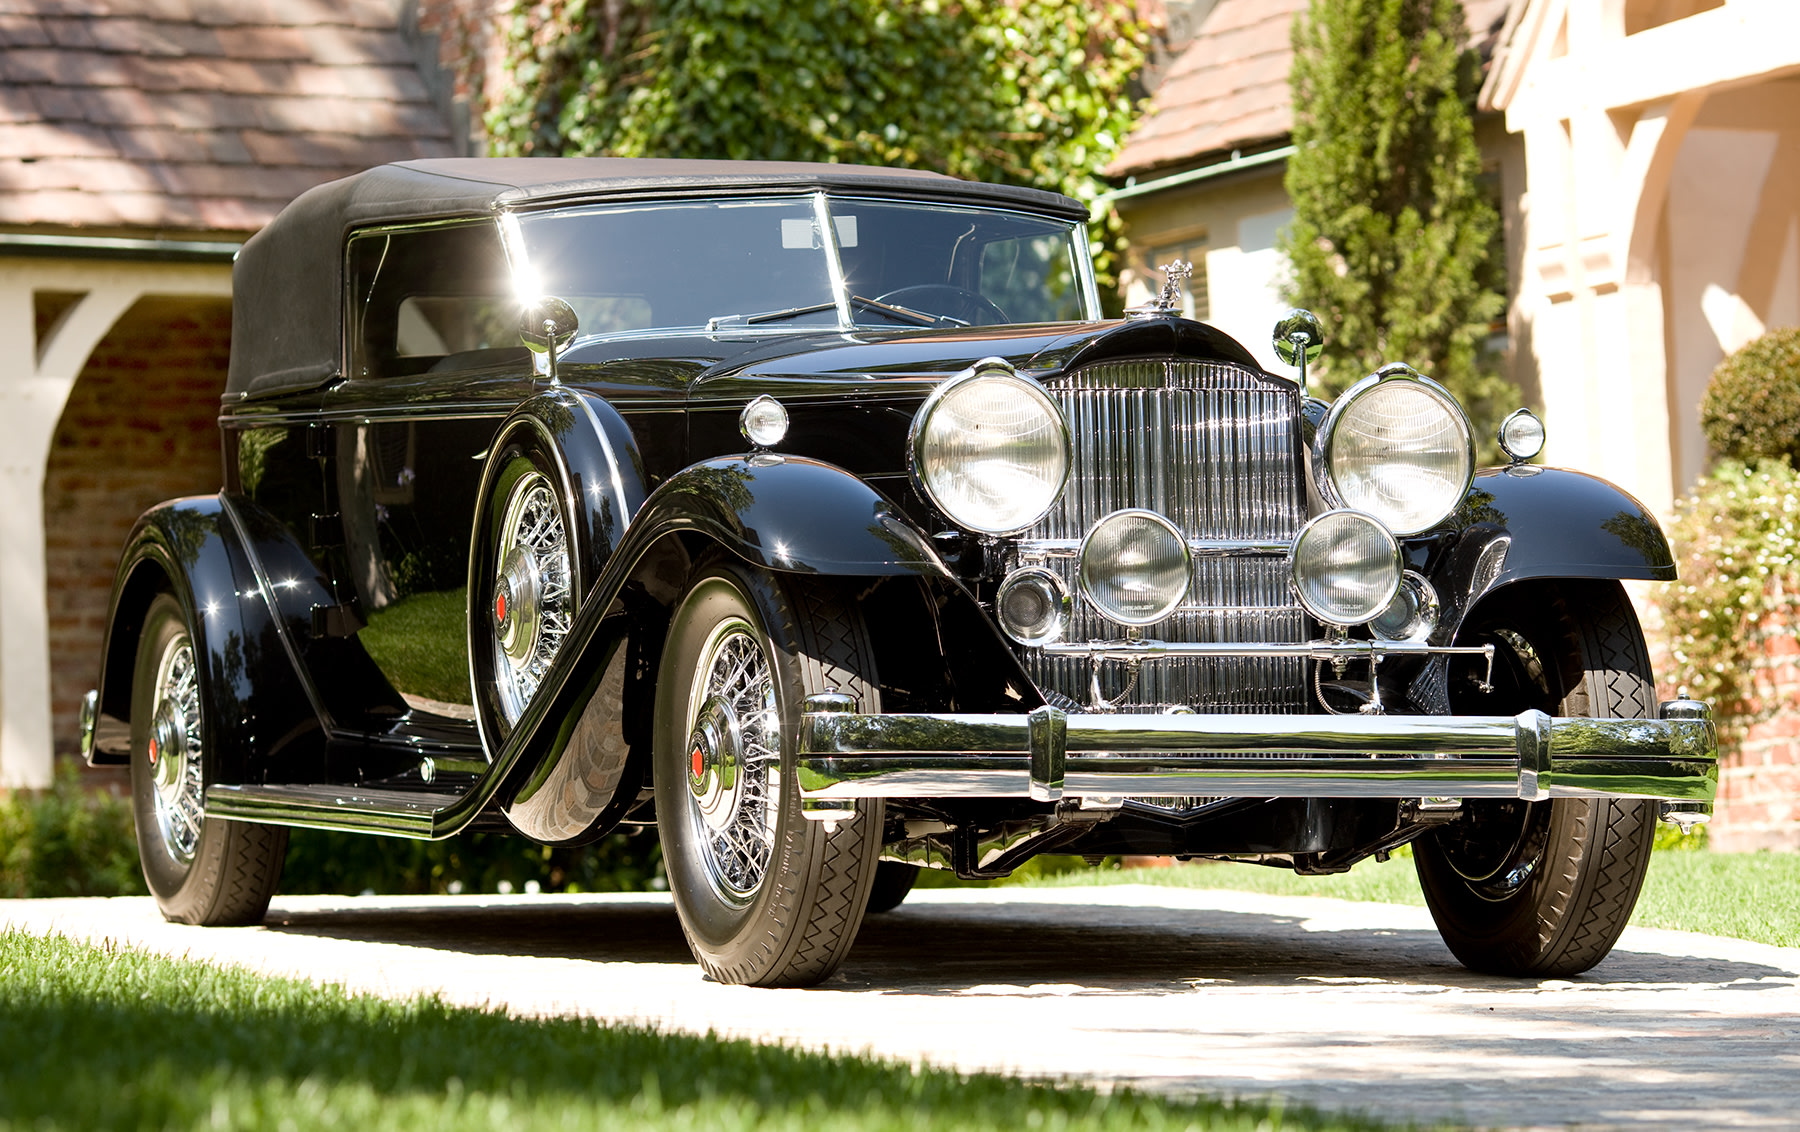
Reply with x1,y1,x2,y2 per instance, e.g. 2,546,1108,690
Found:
795,696,1717,811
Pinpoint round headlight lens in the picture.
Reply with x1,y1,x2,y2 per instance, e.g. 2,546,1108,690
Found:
996,567,1070,646
1079,510,1190,626
1323,369,1473,535
1498,407,1545,462
1290,510,1402,626
910,362,1070,535
1369,571,1440,642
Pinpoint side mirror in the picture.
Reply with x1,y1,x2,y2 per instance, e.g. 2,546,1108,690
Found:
1272,308,1325,391
519,297,579,382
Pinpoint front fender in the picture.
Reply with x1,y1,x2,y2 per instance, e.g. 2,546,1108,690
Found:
1430,466,1674,646
640,454,949,575
93,497,323,780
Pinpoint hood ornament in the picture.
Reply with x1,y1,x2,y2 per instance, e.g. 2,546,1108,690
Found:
1128,260,1193,319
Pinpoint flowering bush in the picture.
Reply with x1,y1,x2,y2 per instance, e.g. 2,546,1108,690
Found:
1664,458,1800,726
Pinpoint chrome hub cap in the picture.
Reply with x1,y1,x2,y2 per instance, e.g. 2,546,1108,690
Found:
686,619,779,904
492,470,571,725
688,695,746,833
149,635,204,864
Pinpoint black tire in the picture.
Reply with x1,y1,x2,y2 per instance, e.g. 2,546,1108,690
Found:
654,564,884,986
864,861,920,914
131,593,286,925
1415,582,1658,976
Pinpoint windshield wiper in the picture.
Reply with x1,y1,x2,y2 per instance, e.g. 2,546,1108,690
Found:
708,295,953,331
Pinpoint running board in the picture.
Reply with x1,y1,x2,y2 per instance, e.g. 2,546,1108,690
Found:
205,784,471,838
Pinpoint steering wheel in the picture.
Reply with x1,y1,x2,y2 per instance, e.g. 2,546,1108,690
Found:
874,285,1010,327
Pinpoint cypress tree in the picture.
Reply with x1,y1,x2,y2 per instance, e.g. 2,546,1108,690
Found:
1280,0,1514,438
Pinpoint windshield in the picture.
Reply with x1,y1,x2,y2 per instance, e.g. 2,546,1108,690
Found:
512,192,1096,338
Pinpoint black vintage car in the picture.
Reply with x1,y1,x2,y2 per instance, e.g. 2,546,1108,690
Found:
83,158,1715,987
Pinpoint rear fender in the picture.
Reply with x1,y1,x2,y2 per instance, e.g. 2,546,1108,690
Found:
93,497,323,781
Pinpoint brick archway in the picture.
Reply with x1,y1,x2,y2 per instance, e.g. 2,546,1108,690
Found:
43,295,234,760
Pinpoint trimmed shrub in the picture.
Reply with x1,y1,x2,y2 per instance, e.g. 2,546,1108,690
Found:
1700,327,1800,466
0,765,145,899
1664,458,1800,726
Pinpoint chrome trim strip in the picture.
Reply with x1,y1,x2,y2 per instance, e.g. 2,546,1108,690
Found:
1038,638,1493,663
796,699,1718,803
1018,537,1291,559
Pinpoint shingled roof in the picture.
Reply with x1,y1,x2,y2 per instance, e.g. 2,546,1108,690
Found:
1111,0,1514,179
0,0,455,235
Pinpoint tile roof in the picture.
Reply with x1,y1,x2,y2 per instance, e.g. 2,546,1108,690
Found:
1111,0,1515,179
0,0,455,235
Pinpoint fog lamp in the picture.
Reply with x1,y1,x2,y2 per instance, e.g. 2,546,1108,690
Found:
1290,510,1402,626
996,567,1070,646
1370,571,1440,642
1079,510,1190,626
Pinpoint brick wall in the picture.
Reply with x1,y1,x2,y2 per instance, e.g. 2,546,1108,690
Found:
43,295,231,760
1714,623,1800,851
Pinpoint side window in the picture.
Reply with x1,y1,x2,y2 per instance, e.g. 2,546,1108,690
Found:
347,223,523,379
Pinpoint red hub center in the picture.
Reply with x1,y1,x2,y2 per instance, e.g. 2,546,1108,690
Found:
494,590,508,625
691,745,705,780
147,738,158,766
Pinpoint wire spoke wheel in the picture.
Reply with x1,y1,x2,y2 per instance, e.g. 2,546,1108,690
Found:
655,566,886,987
491,469,573,725
684,621,781,903
130,593,286,926
147,634,206,864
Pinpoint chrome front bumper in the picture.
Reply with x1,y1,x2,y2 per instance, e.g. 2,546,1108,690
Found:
795,696,1717,815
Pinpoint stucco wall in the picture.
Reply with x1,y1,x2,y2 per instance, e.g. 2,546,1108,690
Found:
1116,166,1296,374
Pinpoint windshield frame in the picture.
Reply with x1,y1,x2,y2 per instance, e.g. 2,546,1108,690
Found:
500,189,1101,345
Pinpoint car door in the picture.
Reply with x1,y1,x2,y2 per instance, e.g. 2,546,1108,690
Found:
320,220,536,748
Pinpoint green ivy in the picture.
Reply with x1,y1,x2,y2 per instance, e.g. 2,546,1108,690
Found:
1279,0,1516,448
483,0,1148,310
1664,458,1800,727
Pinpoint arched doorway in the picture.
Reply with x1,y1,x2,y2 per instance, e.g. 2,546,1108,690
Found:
43,295,234,761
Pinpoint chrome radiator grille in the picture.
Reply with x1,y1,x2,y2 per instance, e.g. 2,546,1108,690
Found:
1020,357,1308,713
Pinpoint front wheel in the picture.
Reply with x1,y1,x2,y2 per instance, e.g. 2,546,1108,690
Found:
131,594,287,925
654,565,884,986
1415,582,1658,976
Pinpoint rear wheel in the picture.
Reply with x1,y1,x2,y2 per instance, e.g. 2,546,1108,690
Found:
865,861,920,914
654,564,883,986
131,594,286,925
1416,583,1658,976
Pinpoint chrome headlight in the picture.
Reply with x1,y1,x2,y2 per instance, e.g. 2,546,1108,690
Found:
909,359,1070,535
1290,510,1402,626
1079,509,1190,626
1319,365,1473,536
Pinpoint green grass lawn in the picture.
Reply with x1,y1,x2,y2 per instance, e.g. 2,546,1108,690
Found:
0,929,1412,1132
1005,846,1800,950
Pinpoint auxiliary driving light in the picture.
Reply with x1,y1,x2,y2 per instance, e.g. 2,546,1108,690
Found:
1290,510,1402,626
1370,570,1440,643
1079,509,1191,626
996,567,1070,646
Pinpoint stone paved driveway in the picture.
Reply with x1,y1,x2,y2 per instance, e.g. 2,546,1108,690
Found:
5,885,1797,1131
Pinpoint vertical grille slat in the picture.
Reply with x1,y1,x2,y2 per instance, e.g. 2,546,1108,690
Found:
1023,357,1308,714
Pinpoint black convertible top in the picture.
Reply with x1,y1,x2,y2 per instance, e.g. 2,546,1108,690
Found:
227,158,1090,400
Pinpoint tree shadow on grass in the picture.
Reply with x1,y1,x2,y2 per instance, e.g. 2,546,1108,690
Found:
0,929,1397,1132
